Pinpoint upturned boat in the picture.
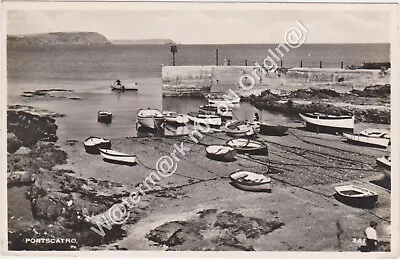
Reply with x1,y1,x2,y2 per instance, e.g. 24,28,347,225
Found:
83,136,112,154
97,111,112,124
205,145,236,161
222,94,241,104
226,138,268,155
229,171,272,192
334,185,378,208
99,149,136,165
259,123,288,136
343,128,390,148
299,112,354,133
163,111,189,125
224,121,256,138
137,108,164,129
376,156,391,178
187,112,222,126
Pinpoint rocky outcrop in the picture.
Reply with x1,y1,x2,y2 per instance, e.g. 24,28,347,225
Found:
242,85,390,124
146,209,284,251
7,105,60,147
7,133,21,153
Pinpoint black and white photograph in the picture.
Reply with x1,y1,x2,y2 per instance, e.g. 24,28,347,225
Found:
1,2,399,256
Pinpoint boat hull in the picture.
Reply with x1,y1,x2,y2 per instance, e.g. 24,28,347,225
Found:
226,138,268,156
259,123,288,136
205,146,236,161
84,137,111,154
111,85,138,91
187,113,222,126
343,133,390,148
334,185,378,208
299,113,354,134
99,149,136,165
229,171,272,192
376,156,391,178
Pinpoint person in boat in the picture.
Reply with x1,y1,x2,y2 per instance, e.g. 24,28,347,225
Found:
115,79,122,86
364,221,378,251
254,112,260,122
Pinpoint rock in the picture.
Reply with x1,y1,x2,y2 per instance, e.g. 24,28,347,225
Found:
14,146,31,155
7,108,58,147
7,171,33,186
7,133,21,153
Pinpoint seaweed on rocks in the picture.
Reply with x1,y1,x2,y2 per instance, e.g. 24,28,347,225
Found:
146,209,284,251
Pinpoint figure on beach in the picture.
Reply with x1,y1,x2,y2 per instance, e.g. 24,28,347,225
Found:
364,221,378,251
254,112,260,122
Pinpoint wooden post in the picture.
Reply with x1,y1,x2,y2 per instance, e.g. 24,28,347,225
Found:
172,52,176,66
300,60,303,68
341,61,344,69
170,45,177,66
280,60,283,67
216,49,219,66
245,60,248,66
319,61,322,68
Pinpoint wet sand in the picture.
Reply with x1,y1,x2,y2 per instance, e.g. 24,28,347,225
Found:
55,123,391,251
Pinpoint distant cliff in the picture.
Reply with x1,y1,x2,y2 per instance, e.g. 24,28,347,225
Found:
111,38,176,45
7,32,111,46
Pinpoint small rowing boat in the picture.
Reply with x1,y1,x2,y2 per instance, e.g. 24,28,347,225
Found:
163,111,189,125
229,171,271,192
99,149,136,165
208,99,234,107
137,108,164,129
259,123,288,136
187,112,222,126
98,111,112,124
226,138,268,155
343,128,390,148
299,112,354,133
205,145,236,161
222,94,241,104
376,156,391,178
83,136,111,154
224,121,256,138
334,185,378,208
199,105,233,118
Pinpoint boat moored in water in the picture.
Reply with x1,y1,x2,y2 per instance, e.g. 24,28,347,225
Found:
199,105,233,118
205,145,236,161
334,185,378,208
299,112,354,133
187,112,222,126
226,138,268,155
208,99,234,107
99,149,136,165
83,136,112,154
137,108,164,129
376,156,391,178
97,111,112,124
343,128,390,148
229,171,272,192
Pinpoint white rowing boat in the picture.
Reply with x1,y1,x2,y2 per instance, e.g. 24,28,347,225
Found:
224,121,256,138
299,112,354,133
226,138,268,155
187,112,222,126
343,128,390,148
229,171,271,192
163,111,189,125
334,185,378,208
99,149,136,165
137,108,164,129
205,145,236,161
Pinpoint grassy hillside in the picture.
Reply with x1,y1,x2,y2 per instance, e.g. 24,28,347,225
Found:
7,32,111,46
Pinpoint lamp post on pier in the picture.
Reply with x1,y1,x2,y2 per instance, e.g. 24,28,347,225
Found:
170,45,177,66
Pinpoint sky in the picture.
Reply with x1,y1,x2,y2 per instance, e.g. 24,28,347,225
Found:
7,9,391,44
